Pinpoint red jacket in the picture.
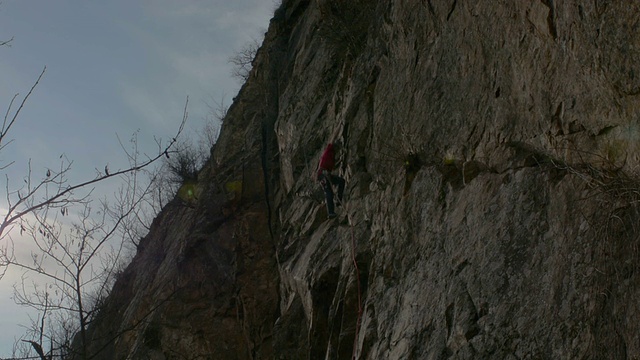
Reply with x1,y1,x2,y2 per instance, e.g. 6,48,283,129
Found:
317,143,335,179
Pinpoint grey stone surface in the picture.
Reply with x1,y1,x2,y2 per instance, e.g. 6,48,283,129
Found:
86,1,640,359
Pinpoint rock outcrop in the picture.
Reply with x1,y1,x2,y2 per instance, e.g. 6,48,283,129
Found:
87,1,640,359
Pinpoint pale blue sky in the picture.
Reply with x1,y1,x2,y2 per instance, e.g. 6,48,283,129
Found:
0,0,275,354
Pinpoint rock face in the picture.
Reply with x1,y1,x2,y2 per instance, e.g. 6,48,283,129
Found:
87,0,640,359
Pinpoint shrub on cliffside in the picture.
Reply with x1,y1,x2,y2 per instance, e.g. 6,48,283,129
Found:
165,141,204,185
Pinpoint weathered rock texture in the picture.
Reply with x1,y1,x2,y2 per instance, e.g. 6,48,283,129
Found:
87,0,640,359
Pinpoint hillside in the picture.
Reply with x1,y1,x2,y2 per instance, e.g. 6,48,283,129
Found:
86,1,640,358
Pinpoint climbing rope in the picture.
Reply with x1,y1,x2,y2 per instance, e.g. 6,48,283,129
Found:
327,178,363,359
347,203,363,360
317,132,362,357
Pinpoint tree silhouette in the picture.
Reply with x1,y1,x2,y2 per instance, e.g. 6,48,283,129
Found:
0,69,189,359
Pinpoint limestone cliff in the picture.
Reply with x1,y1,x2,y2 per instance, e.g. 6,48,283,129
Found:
87,1,640,359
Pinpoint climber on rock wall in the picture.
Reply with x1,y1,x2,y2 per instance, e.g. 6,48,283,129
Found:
317,141,345,219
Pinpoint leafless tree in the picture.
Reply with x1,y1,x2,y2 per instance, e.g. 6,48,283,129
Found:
114,131,169,249
1,147,181,359
229,39,260,83
4,194,144,359
200,95,224,151
0,69,188,246
0,69,189,359
198,119,220,158
11,292,67,359
205,94,228,124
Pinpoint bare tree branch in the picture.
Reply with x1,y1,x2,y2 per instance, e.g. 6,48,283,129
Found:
0,96,189,242
0,24,191,355
229,39,260,83
0,80,191,358
0,36,14,47
19,341,46,360
1,68,46,152
7,180,169,359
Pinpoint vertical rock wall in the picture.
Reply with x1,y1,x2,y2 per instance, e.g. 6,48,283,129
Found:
272,0,640,359
87,1,640,359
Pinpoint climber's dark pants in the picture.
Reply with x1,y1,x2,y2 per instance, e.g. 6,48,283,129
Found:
320,173,345,215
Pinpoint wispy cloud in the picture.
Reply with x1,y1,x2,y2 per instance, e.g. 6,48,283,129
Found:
116,1,272,132
119,80,177,130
